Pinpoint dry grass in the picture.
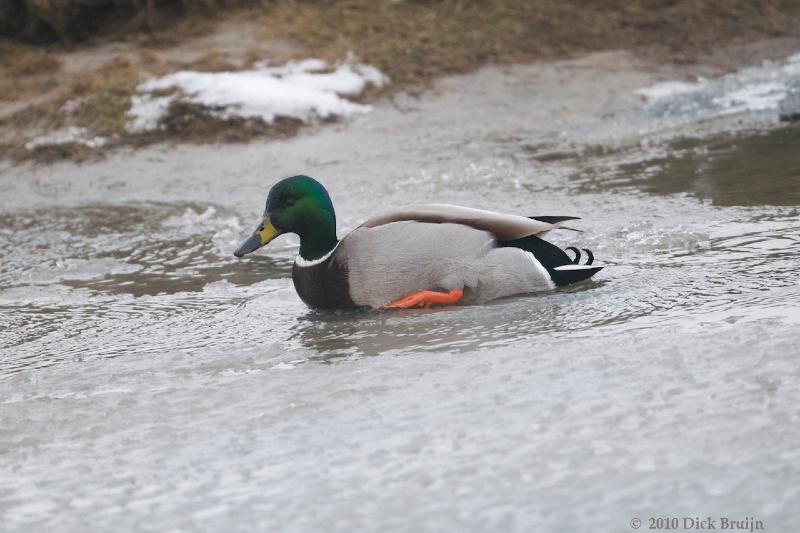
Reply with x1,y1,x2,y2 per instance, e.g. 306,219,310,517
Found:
153,102,304,142
1,0,800,164
68,56,140,134
0,42,62,75
260,0,799,87
1,54,138,131
24,141,97,163
0,40,63,101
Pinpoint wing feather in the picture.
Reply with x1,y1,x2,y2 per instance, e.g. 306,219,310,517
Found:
360,203,577,240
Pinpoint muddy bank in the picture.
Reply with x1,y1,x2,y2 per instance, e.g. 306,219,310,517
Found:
2,0,800,164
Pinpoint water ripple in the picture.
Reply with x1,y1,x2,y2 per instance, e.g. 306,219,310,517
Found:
2,194,799,375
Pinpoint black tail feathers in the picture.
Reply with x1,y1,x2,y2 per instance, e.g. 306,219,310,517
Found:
529,215,583,233
565,246,594,265
499,235,602,287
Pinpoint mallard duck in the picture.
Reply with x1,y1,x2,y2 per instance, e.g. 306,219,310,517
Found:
234,175,602,309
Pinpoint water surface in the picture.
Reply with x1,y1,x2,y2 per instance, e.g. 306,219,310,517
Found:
1,53,799,532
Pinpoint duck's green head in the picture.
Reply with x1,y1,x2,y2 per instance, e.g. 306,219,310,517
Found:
233,175,338,260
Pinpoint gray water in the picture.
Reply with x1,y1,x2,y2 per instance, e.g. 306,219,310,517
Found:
1,51,799,532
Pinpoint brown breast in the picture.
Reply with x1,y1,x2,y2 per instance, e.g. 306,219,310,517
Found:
291,254,357,309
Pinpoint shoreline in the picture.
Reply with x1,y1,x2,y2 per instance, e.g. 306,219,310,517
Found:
1,1,799,165
3,44,798,213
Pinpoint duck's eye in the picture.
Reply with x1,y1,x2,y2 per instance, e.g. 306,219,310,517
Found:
285,196,296,207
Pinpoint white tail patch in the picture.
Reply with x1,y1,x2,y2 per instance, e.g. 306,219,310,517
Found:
523,252,557,289
554,264,601,271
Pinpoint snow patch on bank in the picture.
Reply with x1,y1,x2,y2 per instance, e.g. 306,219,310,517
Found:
128,94,176,132
127,58,388,133
24,126,107,151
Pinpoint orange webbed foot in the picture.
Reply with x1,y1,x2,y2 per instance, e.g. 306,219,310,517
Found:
382,289,464,309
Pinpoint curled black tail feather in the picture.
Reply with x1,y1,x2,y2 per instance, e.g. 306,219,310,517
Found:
499,235,602,287
565,246,581,264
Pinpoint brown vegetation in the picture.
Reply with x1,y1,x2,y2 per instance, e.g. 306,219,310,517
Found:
1,0,800,164
262,0,800,86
